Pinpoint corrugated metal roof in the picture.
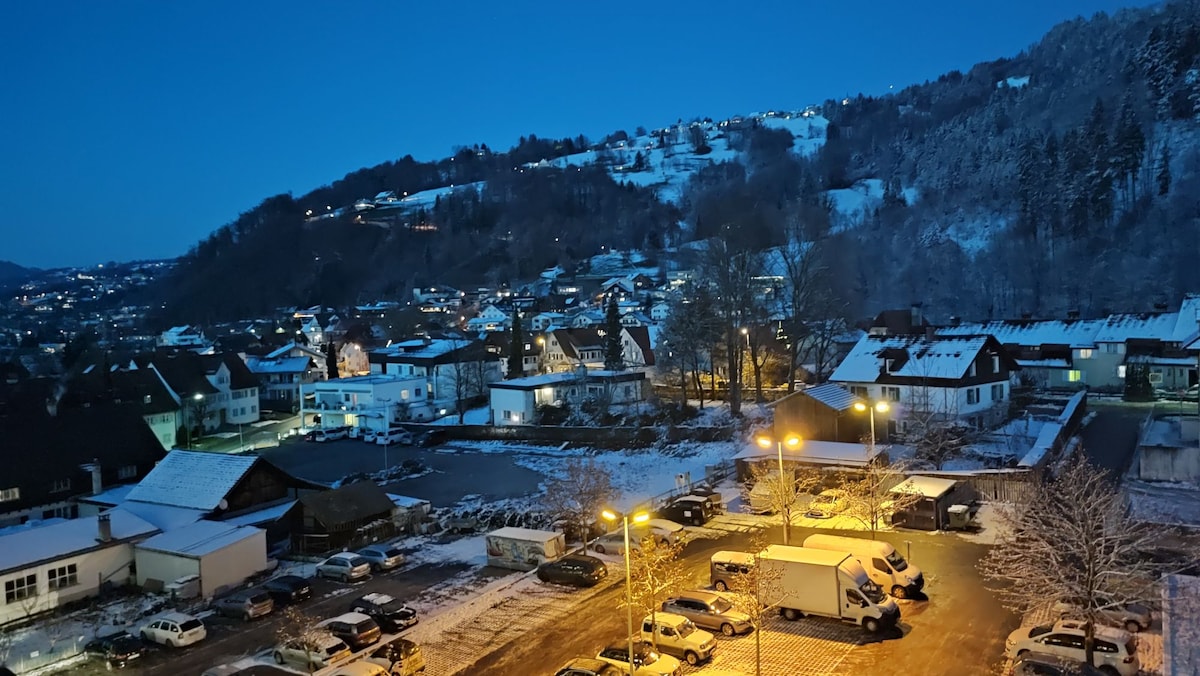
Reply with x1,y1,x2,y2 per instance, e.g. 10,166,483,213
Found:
802,383,859,412
126,450,258,510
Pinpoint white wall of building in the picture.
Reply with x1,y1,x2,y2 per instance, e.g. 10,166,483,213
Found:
491,389,534,426
0,545,137,626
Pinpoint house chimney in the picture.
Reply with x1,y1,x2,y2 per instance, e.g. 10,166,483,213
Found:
1020,312,1033,320
97,513,112,543
1067,310,1080,321
1153,301,1169,312
950,316,961,327
925,325,936,340
89,460,102,495
910,303,923,331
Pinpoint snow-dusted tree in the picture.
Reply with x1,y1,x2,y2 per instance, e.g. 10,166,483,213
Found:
906,418,972,471
446,336,483,424
274,607,337,674
702,234,762,417
978,452,1183,668
838,459,922,541
621,536,693,651
741,459,824,546
719,531,786,676
659,286,720,407
542,458,614,548
774,225,833,390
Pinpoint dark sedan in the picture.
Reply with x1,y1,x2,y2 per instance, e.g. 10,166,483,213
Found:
262,575,313,606
536,555,608,588
83,632,146,669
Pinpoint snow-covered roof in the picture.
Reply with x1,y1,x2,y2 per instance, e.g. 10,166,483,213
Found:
487,527,563,542
489,372,578,389
801,383,859,412
125,450,259,510
78,483,137,506
266,341,323,360
387,494,430,509
245,355,311,374
118,500,207,531
136,520,263,558
937,319,1105,349
1094,312,1180,343
734,440,885,467
1169,295,1200,344
1016,358,1071,368
222,500,297,527
890,475,958,498
375,339,463,360
829,335,991,384
0,509,159,575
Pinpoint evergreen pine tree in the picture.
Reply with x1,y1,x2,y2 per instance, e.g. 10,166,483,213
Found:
507,309,524,379
1157,143,1172,196
325,342,340,379
603,295,624,371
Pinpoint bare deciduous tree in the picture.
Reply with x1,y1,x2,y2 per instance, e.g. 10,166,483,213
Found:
838,460,922,539
978,452,1184,667
741,462,824,546
542,458,615,548
621,536,693,650
719,531,786,676
274,606,337,674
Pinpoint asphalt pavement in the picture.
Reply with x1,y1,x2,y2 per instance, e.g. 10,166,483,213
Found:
1078,404,1146,476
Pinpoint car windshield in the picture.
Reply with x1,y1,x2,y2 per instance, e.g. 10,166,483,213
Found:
712,597,732,613
354,619,377,632
249,592,270,604
378,598,408,613
324,642,347,655
112,636,139,651
860,581,886,604
814,494,835,505
676,620,697,637
348,556,370,568
178,619,203,631
1029,624,1054,637
385,548,403,557
885,550,909,572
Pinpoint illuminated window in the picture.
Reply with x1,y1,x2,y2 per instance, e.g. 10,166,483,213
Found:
1067,370,1082,382
1117,365,1127,378
1077,349,1094,359
0,488,18,503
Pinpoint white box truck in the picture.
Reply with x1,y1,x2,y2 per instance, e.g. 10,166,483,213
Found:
802,534,925,599
758,545,900,633
484,527,567,571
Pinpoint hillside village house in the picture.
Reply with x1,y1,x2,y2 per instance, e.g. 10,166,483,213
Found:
938,295,1200,391
466,304,510,333
301,374,431,429
368,338,502,412
131,351,261,432
540,327,656,373
71,363,182,450
244,341,327,413
158,325,208,348
828,333,1018,434
489,370,648,426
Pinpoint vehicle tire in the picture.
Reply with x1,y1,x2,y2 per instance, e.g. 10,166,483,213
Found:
1016,650,1029,658
1098,667,1119,676
167,638,177,648
243,612,251,621
274,652,285,665
140,631,151,642
714,580,728,592
864,617,881,633
341,573,350,583
891,585,907,600
781,608,801,621
684,651,700,666
1125,619,1142,633
593,544,606,554
720,622,735,637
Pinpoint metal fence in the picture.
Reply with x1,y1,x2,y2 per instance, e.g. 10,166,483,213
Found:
626,460,737,516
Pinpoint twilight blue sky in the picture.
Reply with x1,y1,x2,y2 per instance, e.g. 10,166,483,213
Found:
0,1,1156,269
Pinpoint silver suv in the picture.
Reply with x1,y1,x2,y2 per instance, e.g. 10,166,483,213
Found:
662,590,752,636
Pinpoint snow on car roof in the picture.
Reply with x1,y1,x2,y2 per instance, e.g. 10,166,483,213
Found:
360,592,396,604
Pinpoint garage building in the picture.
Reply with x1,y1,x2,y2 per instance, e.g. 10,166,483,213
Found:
135,519,268,598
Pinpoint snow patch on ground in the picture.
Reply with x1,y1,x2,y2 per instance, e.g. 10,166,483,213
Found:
949,502,1013,546
1126,480,1200,527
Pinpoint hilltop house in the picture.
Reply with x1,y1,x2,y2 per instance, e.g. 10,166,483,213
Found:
158,325,208,349
466,305,511,333
828,333,1018,434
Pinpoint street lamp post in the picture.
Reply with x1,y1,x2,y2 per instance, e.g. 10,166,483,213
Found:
378,398,392,472
602,508,650,676
188,393,204,449
755,435,801,544
853,400,890,455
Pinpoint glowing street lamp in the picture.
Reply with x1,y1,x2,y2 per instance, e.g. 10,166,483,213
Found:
601,508,650,675
853,400,890,454
755,435,801,544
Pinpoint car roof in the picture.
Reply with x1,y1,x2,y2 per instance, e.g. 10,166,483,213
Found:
327,552,362,561
559,657,614,671
155,611,198,622
646,611,688,625
358,592,397,605
672,589,721,603
321,611,374,625
646,518,683,530
1051,620,1132,642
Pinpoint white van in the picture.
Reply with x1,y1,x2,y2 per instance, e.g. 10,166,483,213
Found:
376,427,413,445
801,534,924,598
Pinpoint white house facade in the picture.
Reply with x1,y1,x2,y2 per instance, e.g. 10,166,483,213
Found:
300,374,431,429
489,370,648,426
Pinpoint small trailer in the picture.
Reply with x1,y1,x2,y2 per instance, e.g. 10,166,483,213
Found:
484,527,567,571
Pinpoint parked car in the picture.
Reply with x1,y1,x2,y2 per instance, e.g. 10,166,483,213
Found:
415,429,446,447
640,613,716,666
319,612,383,650
314,426,351,442
83,632,146,669
317,553,373,582
328,663,389,676
213,588,275,620
662,589,752,636
709,551,754,592
273,634,352,671
595,641,682,676
262,575,313,606
363,429,380,444
1005,620,1139,676
350,593,419,633
364,638,426,675
592,530,643,555
686,485,724,512
657,495,710,526
1053,594,1153,633
377,427,413,445
554,657,623,676
640,518,686,545
1011,652,1105,676
536,554,608,587
357,545,406,571
138,611,207,647
805,489,850,518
